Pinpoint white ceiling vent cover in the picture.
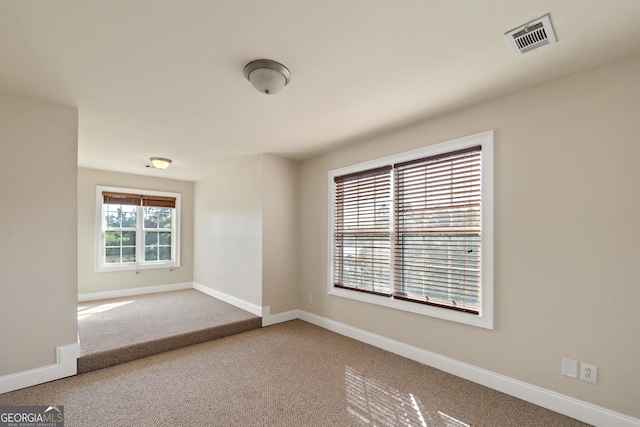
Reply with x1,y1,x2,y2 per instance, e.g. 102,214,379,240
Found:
505,14,557,56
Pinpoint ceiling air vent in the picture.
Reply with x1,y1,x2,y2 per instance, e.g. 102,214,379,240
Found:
505,14,557,56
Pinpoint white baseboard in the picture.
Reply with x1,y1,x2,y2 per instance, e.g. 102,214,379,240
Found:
261,306,299,327
78,282,192,302
191,286,297,326
192,282,262,317
297,310,640,427
0,343,80,394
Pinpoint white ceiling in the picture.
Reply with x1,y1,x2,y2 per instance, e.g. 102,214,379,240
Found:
1,1,639,181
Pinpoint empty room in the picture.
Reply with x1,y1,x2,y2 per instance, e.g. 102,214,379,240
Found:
1,1,639,426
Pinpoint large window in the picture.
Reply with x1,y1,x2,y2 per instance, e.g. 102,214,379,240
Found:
329,131,493,328
96,186,181,272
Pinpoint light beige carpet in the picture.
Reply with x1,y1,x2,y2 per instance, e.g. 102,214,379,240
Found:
77,289,261,373
1,320,590,427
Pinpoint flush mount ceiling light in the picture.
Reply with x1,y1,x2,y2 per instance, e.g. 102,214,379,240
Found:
150,157,172,170
243,59,291,95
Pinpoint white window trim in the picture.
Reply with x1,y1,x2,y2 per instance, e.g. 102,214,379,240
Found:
327,131,494,329
95,185,181,273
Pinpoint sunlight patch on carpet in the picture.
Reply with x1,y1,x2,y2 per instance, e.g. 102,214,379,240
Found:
78,301,134,319
345,366,469,427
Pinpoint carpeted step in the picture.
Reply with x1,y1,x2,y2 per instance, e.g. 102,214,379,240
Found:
77,317,261,374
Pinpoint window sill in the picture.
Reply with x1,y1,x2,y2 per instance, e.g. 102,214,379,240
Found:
328,286,493,329
96,262,180,273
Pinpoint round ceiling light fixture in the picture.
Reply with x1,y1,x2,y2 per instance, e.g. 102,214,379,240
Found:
150,157,172,170
243,59,291,95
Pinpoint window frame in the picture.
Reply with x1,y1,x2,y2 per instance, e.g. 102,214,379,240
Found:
327,131,494,329
95,185,181,273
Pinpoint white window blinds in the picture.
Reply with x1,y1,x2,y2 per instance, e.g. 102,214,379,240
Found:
332,146,483,314
333,166,392,296
393,146,482,314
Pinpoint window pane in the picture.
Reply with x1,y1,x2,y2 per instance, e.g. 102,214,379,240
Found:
105,231,121,247
122,247,136,262
106,211,121,228
159,246,171,261
145,246,157,261
105,248,120,263
145,232,158,245
122,231,136,246
122,210,137,228
157,209,172,228
159,232,171,245
144,207,159,228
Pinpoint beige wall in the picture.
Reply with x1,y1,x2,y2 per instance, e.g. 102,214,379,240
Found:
193,156,263,305
0,91,78,375
77,168,194,295
298,52,640,418
193,154,298,313
262,154,299,314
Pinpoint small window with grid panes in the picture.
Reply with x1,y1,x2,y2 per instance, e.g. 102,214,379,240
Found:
97,187,180,272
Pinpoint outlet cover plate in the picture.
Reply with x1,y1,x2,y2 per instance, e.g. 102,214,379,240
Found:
580,363,598,384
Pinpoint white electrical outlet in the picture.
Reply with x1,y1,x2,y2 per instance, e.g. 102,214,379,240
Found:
562,358,578,378
580,363,598,384
307,294,313,304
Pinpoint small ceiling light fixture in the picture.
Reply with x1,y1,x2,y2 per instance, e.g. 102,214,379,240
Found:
150,157,172,170
243,59,291,95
